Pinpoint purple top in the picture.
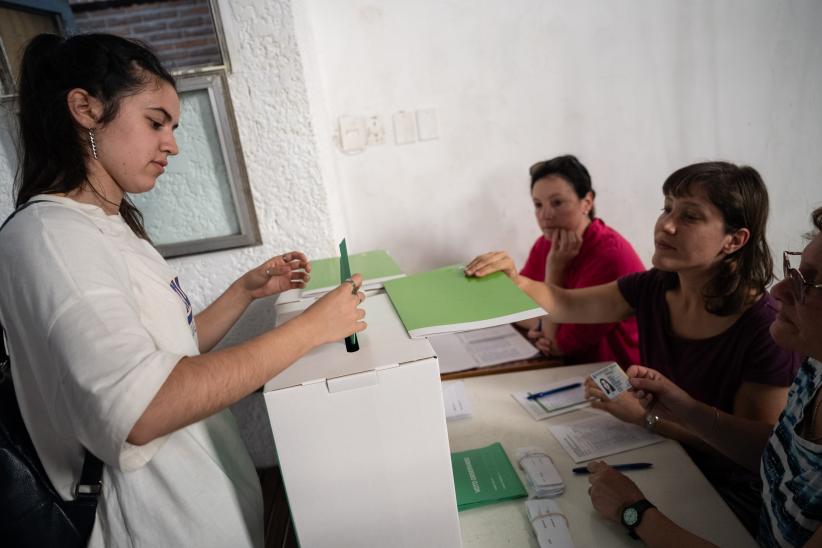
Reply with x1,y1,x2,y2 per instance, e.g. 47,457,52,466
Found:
618,269,800,414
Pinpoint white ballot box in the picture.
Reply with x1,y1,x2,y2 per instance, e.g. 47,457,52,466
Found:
263,294,462,548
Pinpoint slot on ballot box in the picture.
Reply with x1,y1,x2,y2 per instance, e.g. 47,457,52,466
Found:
263,293,462,547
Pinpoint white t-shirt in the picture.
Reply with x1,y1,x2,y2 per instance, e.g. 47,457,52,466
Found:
0,196,263,547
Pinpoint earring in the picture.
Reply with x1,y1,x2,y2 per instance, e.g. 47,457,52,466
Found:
89,128,98,160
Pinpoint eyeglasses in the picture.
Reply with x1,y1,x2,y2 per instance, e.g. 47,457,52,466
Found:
783,251,822,304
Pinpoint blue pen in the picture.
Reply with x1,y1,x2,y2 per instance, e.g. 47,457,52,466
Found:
572,462,653,474
526,382,582,400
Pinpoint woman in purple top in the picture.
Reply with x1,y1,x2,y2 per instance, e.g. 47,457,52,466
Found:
466,162,800,532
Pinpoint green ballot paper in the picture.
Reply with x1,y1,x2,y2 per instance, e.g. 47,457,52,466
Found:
339,239,358,351
451,442,527,511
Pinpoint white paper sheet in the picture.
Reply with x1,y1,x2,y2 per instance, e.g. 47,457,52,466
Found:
441,380,473,421
512,376,591,420
546,410,664,463
430,325,539,374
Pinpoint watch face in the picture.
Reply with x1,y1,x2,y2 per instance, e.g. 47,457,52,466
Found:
623,507,639,527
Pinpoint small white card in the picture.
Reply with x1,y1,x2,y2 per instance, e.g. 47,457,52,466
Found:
525,499,576,548
442,380,473,421
589,362,631,400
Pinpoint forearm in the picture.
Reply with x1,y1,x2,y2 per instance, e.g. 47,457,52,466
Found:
517,278,631,324
128,314,315,445
636,509,717,548
681,403,774,472
195,280,253,352
652,418,722,456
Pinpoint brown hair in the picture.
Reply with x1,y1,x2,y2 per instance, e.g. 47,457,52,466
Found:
662,161,773,316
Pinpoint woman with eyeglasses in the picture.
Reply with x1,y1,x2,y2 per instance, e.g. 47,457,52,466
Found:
517,155,644,367
584,206,822,547
466,161,800,532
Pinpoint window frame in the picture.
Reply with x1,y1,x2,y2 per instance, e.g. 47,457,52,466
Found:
154,70,261,258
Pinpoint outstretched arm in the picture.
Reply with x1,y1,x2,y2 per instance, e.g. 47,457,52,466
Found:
128,276,365,445
464,251,634,324
195,252,310,352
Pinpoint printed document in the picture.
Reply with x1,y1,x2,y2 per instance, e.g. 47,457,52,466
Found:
547,410,664,463
431,325,539,374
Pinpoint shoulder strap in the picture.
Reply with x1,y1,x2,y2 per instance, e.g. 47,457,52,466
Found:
0,198,104,496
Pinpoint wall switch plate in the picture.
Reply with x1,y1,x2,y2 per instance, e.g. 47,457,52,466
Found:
393,111,418,145
367,115,385,145
339,116,368,152
416,109,438,141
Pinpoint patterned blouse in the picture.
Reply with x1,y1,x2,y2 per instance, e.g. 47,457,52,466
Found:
760,357,822,546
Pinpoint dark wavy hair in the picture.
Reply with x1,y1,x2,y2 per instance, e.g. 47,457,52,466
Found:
812,207,822,234
529,154,596,220
14,33,175,239
662,161,773,316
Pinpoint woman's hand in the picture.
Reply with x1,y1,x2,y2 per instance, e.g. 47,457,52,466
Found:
299,274,367,346
464,251,519,284
241,252,311,299
585,377,646,425
526,326,561,356
627,365,698,423
587,461,646,522
546,229,583,270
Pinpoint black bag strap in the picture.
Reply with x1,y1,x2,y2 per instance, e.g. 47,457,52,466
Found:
1,198,104,499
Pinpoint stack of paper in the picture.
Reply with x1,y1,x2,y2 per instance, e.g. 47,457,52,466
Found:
441,381,473,421
515,447,564,497
512,377,590,420
451,442,527,511
525,499,576,548
384,265,544,338
547,410,664,463
300,249,404,297
429,324,539,374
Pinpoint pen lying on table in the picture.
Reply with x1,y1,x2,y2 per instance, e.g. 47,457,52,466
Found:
526,382,582,400
572,462,653,474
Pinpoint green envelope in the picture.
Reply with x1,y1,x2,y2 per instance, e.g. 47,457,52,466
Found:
451,442,527,511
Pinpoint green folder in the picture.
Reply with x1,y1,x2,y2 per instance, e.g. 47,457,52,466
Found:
383,265,544,338
451,442,527,511
300,250,404,297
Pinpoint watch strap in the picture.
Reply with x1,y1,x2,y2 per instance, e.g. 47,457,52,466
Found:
622,499,655,540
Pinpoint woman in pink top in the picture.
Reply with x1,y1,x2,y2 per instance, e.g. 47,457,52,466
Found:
520,155,644,367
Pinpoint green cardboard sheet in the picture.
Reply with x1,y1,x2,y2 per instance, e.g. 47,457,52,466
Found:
383,265,543,338
451,442,527,511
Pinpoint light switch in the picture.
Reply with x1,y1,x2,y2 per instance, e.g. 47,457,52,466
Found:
339,116,367,152
416,109,438,141
393,111,418,145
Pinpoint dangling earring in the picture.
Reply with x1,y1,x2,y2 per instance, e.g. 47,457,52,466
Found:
89,128,99,160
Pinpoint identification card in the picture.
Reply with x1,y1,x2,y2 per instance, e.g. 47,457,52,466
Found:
589,362,631,399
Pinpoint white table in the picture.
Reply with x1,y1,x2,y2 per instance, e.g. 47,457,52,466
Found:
448,364,757,547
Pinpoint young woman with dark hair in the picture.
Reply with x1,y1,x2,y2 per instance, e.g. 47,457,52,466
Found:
586,206,822,547
466,161,800,532
0,33,366,547
518,154,645,366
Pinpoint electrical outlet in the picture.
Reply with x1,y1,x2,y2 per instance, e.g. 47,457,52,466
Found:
339,116,367,152
393,111,418,145
367,115,385,145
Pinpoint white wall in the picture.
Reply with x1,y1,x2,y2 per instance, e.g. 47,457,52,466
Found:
294,0,822,274
2,0,821,321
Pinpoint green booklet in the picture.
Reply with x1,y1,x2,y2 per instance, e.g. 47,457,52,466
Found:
451,442,527,511
383,265,544,338
300,249,405,297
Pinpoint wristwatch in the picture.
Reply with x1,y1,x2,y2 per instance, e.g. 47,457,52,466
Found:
644,412,661,432
621,499,656,539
